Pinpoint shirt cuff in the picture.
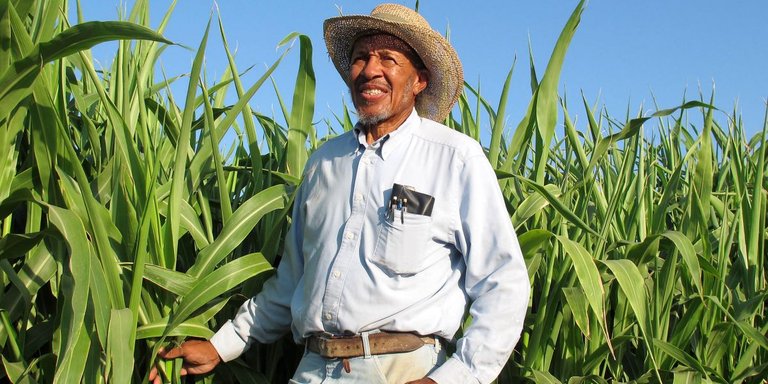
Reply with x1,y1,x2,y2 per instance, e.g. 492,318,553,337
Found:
428,356,480,384
209,320,249,362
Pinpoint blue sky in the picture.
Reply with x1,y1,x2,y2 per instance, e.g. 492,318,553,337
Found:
75,1,768,142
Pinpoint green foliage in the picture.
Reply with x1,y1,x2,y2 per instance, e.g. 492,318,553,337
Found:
0,1,766,383
461,3,767,383
0,0,299,382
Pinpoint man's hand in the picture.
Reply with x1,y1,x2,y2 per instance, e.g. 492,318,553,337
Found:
148,339,221,384
405,378,437,384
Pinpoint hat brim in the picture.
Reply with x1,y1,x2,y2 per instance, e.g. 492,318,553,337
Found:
324,13,463,122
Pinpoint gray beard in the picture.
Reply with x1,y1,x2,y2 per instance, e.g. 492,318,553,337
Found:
356,109,391,128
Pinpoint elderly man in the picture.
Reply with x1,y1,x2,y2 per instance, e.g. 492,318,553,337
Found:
151,4,529,384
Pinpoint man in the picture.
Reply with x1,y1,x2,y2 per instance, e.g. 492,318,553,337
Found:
151,4,529,384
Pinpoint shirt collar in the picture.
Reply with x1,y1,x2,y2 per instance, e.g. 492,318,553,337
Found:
353,109,420,160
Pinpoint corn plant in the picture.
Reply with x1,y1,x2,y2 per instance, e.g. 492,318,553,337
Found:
0,0,318,382
450,2,767,383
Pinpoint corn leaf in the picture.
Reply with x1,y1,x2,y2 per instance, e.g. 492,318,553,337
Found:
661,231,702,299
139,264,196,296
531,0,584,183
488,63,515,168
0,231,47,262
107,309,133,384
562,286,590,338
557,236,609,345
188,184,286,278
285,33,315,178
165,253,273,337
0,21,171,116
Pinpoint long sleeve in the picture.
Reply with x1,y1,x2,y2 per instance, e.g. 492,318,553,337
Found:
429,153,530,384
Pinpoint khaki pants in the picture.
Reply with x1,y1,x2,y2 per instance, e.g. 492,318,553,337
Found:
289,344,446,384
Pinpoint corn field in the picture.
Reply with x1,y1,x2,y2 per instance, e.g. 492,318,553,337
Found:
0,0,766,383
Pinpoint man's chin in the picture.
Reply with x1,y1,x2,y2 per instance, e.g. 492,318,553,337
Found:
357,111,391,127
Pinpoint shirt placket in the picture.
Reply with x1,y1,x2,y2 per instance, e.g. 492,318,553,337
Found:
320,144,377,333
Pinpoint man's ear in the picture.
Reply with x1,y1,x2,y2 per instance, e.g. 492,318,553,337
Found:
414,69,429,96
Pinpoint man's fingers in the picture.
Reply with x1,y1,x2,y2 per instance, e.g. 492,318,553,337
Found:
150,372,163,384
148,364,168,384
151,344,196,383
158,345,184,359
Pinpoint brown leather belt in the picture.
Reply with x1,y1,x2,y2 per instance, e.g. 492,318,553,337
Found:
306,331,436,358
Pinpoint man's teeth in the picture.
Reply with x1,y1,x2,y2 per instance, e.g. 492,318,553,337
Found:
362,89,383,95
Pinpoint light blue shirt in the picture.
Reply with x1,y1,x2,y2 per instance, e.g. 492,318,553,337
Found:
211,110,529,384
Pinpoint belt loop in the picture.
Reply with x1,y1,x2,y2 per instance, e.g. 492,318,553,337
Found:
361,331,372,359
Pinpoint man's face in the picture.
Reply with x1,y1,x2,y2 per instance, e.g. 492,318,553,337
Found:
348,34,428,127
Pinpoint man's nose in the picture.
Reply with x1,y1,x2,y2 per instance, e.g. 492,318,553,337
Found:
361,57,383,78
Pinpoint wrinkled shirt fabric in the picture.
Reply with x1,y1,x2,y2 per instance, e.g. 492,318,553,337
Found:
211,110,529,384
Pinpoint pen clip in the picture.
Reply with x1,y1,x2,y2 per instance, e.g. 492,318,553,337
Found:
388,196,397,221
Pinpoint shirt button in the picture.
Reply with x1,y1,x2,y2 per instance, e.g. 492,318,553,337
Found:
344,232,355,240
333,270,341,278
324,313,332,320
354,193,364,201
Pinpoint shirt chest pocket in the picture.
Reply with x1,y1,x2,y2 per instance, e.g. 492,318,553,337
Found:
370,212,433,275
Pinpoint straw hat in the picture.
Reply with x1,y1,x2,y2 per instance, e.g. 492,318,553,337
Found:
323,3,464,122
